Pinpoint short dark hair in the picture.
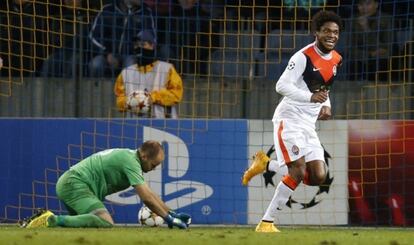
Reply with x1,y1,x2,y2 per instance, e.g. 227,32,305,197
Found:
311,10,343,33
138,140,163,160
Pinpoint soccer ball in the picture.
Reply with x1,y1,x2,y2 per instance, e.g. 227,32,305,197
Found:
127,90,151,115
138,206,164,227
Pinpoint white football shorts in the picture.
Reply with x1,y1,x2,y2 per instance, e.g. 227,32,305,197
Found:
273,119,324,166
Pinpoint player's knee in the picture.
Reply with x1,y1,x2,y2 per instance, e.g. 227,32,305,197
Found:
312,171,327,185
288,160,307,182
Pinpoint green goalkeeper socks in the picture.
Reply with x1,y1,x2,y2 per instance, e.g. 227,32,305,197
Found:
48,214,113,228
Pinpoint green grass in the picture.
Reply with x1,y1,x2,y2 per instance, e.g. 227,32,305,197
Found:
1,226,413,245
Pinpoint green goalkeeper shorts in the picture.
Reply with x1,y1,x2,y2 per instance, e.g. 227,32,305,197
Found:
56,170,106,215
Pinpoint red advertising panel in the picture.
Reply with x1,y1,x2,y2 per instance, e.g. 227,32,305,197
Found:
348,121,414,226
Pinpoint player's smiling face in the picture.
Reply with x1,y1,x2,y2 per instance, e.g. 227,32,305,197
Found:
315,22,339,53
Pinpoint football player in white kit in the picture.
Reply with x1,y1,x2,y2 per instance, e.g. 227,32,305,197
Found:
242,10,343,232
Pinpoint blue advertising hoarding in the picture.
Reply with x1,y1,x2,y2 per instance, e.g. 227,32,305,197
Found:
0,119,248,224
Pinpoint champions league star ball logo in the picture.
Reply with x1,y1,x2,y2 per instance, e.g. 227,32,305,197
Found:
286,147,334,209
263,145,334,209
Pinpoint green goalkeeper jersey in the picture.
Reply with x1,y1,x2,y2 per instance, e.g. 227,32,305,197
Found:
69,148,144,200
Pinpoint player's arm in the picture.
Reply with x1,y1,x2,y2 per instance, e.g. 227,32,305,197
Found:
318,96,332,120
148,186,171,212
134,183,169,217
147,188,192,224
318,106,331,120
276,52,313,102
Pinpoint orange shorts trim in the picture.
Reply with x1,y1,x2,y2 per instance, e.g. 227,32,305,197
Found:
277,121,291,163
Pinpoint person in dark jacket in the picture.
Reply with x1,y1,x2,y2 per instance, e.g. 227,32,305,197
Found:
88,0,156,77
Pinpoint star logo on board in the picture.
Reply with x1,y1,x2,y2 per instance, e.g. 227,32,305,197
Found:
262,145,334,209
286,147,334,209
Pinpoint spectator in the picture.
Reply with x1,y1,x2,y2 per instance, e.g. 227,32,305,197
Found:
140,1,181,63
0,56,3,70
0,0,47,77
88,0,156,77
114,31,183,118
41,0,86,78
349,0,393,81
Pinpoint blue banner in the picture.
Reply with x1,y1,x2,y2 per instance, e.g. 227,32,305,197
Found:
0,119,248,224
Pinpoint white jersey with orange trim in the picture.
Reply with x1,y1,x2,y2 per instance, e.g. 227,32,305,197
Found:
272,42,342,128
272,42,342,165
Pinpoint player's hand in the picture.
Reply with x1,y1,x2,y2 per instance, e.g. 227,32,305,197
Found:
169,210,191,225
318,106,331,120
310,90,328,103
164,214,188,229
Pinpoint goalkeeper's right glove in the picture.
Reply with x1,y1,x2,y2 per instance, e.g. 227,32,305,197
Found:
163,214,188,229
168,210,192,225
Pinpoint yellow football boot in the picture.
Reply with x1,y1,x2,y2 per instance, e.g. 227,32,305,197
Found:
255,220,280,233
24,209,54,228
242,151,270,186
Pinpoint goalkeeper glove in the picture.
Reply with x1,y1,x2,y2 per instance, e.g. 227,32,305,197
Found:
168,210,192,225
163,214,188,229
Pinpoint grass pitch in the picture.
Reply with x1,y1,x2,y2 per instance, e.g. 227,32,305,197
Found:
1,226,413,245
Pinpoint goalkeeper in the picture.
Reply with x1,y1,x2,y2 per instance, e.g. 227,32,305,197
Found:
22,140,190,229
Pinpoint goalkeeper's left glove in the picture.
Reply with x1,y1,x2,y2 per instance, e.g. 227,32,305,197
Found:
163,214,188,229
169,210,192,225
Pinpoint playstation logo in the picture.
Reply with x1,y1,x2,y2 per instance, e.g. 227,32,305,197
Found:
106,126,214,209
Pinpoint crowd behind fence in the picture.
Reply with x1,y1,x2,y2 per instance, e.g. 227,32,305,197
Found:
0,1,413,118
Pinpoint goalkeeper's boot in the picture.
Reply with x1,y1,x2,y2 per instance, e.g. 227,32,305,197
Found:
255,220,280,233
242,151,270,186
23,209,55,228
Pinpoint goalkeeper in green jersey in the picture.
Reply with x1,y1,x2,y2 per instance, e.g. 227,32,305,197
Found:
22,140,190,229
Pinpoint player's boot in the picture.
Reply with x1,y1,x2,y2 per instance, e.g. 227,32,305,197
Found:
242,151,270,186
22,209,55,228
255,220,280,233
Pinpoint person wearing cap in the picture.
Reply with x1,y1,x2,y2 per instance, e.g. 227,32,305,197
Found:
114,30,183,118
88,0,156,77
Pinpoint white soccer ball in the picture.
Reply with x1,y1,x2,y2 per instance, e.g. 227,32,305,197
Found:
138,206,164,227
127,90,151,115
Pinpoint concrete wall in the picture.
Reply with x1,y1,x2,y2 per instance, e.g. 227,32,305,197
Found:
0,77,412,119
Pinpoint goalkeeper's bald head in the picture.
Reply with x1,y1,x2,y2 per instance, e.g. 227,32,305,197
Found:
138,140,164,173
